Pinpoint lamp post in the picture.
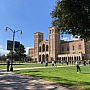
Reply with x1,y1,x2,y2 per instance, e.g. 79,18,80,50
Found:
6,27,22,71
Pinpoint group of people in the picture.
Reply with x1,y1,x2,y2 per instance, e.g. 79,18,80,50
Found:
6,57,87,73
83,60,90,66
43,59,57,67
44,59,81,73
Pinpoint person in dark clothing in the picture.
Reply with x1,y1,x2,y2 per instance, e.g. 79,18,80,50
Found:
84,60,86,66
6,59,10,72
76,60,81,73
54,60,57,67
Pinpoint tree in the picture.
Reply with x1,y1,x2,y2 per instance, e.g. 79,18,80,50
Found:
51,0,90,40
7,44,26,62
14,44,26,62
0,54,6,63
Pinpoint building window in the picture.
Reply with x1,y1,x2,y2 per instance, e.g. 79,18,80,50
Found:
67,46,69,51
42,44,45,52
46,45,48,51
39,46,41,52
49,30,51,34
72,45,75,50
79,44,81,50
62,46,64,51
39,35,43,39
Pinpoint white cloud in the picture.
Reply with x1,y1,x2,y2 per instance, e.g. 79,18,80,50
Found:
61,34,80,41
25,47,33,55
62,37,69,41
0,44,9,55
70,35,80,41
61,34,71,41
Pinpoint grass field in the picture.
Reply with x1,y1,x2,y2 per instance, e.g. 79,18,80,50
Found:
14,66,90,90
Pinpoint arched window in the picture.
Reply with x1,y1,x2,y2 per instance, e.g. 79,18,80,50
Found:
67,46,69,51
72,57,73,60
49,30,51,34
46,45,48,51
74,57,76,60
42,44,45,52
39,46,41,52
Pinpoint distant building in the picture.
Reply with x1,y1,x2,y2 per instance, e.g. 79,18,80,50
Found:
28,27,90,63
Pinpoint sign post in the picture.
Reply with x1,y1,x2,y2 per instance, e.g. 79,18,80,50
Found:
6,27,22,71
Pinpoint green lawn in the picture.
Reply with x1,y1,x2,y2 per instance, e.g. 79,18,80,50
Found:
14,66,90,90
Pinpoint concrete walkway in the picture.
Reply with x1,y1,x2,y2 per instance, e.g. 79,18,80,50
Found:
2,65,75,71
0,66,79,90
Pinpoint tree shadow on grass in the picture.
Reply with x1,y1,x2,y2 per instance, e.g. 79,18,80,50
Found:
28,70,41,72
31,74,90,90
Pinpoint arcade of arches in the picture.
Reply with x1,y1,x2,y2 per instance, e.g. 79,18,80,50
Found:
58,54,85,64
39,54,48,62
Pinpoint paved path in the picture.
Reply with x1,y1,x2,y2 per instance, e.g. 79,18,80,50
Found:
0,66,79,90
2,65,75,71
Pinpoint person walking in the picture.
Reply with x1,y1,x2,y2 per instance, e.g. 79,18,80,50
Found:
6,58,10,72
84,60,86,66
52,60,54,67
76,60,81,73
54,60,57,67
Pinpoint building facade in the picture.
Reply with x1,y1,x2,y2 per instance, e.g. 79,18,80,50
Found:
28,27,90,63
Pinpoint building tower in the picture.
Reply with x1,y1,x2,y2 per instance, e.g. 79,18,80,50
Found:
34,32,43,62
49,27,60,61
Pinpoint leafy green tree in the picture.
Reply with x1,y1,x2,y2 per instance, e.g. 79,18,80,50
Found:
7,51,13,59
14,44,26,62
7,44,26,62
51,0,90,40
0,54,6,63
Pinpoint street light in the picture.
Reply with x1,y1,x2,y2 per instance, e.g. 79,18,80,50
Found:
6,27,22,71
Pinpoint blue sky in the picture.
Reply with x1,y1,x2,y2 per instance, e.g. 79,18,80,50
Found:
0,0,74,55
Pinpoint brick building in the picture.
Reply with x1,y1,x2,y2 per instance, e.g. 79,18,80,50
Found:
28,27,90,63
